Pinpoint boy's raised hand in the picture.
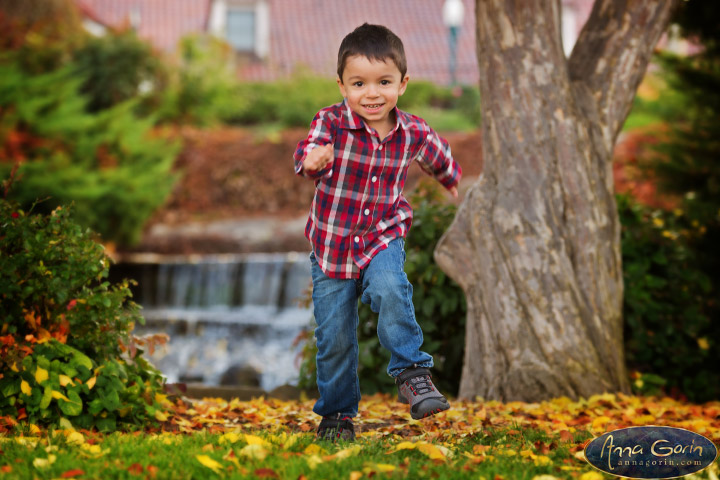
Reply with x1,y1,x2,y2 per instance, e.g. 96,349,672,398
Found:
304,144,334,172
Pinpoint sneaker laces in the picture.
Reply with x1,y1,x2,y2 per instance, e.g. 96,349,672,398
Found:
409,374,434,396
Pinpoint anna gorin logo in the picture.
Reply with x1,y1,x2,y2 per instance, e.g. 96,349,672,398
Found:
584,426,718,479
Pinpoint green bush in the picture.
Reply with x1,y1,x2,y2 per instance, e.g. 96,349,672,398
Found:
0,59,179,246
0,198,168,431
297,181,466,396
155,35,245,126
619,194,718,401
72,29,166,113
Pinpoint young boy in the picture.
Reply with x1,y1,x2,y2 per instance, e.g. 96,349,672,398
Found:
293,23,462,441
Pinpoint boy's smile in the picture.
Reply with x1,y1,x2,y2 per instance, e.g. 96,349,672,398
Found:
337,55,409,138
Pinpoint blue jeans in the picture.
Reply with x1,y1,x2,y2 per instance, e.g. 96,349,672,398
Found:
310,238,433,418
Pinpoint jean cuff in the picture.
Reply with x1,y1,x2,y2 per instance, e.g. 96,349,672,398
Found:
388,362,434,378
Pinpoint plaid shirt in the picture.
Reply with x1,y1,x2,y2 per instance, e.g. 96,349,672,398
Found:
294,100,462,279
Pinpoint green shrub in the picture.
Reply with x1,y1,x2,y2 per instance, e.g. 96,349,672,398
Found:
0,59,179,246
0,198,168,431
72,29,166,113
155,35,245,126
619,194,718,401
297,181,466,396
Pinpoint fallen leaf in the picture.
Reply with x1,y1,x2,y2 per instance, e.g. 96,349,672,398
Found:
254,468,279,478
239,444,268,460
196,454,223,474
127,463,144,475
32,455,56,469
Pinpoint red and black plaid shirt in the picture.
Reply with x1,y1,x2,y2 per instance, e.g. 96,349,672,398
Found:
294,100,462,279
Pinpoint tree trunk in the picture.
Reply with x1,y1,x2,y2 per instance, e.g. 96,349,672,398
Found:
435,0,677,401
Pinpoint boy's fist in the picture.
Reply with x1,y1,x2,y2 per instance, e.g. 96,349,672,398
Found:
304,144,334,172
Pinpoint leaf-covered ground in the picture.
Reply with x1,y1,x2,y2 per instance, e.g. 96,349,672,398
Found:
1,393,719,479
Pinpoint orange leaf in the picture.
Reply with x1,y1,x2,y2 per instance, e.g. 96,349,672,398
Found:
127,463,144,475
254,468,279,478
1,466,12,473
61,469,85,478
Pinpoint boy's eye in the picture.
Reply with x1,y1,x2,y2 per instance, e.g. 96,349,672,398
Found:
353,81,364,87
380,80,391,85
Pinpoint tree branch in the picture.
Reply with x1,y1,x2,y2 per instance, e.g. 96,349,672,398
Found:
568,0,678,151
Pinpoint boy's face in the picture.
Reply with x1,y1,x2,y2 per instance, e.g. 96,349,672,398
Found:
337,55,409,135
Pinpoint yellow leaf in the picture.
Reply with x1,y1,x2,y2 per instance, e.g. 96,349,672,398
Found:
304,444,327,456
364,463,396,473
196,454,223,474
66,431,84,446
86,376,97,390
32,455,56,469
219,432,241,445
579,472,604,480
244,434,271,448
534,455,552,466
20,380,31,396
35,367,49,384
326,446,362,460
59,375,73,387
239,444,268,461
154,410,168,422
698,337,710,350
51,391,70,402
532,476,562,480
305,454,323,470
80,443,108,457
417,442,447,461
349,471,363,480
390,441,417,452
10,362,19,372
591,415,611,430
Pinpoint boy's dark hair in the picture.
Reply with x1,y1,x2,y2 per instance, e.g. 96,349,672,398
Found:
337,23,407,81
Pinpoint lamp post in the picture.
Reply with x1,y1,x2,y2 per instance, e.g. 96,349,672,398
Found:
442,0,464,86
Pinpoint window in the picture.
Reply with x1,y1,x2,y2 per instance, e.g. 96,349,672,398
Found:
226,8,255,52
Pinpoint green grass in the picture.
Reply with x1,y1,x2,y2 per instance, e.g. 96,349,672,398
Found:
0,425,605,479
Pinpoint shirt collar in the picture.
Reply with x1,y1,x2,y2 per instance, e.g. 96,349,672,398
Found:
338,99,408,133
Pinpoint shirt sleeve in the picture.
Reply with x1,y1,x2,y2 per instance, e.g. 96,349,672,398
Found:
293,109,335,180
415,125,462,190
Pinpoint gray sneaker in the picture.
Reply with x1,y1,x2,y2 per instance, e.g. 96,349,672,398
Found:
396,367,450,419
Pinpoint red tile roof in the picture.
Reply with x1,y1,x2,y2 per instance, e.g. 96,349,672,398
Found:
77,0,212,52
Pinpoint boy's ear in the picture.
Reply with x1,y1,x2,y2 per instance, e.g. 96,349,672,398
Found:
398,75,409,96
336,76,347,98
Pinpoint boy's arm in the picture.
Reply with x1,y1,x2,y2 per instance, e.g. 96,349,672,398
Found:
415,126,462,195
294,110,335,179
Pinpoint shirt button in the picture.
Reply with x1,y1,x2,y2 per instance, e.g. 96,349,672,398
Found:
427,134,433,141
354,236,360,243
364,209,370,215
371,176,377,183
378,145,383,151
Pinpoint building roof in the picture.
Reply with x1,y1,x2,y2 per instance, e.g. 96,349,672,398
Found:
76,0,212,52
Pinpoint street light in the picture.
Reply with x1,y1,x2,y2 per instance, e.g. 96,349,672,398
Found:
443,0,464,86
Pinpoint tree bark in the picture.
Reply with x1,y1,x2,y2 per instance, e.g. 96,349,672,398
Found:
435,0,677,401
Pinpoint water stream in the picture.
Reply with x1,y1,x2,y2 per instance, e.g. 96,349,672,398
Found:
111,252,313,391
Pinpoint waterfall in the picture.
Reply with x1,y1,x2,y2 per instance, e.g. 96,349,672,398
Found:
112,252,312,391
